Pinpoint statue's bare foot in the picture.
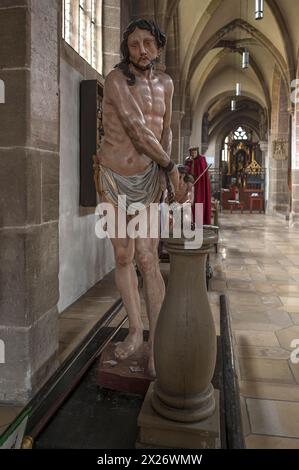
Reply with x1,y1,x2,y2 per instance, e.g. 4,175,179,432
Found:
114,330,143,361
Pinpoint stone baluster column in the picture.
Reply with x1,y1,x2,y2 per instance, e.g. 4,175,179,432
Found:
138,229,220,449
152,233,217,422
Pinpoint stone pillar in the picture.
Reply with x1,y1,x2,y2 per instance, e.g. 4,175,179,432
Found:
102,0,121,76
0,0,60,404
291,94,299,225
171,110,184,163
292,169,299,225
164,8,182,163
181,87,192,160
268,73,291,217
138,230,220,449
268,137,290,215
259,141,269,208
181,128,191,162
130,0,156,19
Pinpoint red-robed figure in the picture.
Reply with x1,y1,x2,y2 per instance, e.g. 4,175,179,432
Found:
185,147,212,225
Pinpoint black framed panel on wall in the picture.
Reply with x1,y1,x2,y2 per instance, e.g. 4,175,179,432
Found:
80,80,104,207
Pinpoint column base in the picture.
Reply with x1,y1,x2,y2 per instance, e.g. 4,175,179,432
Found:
137,383,220,449
151,382,215,422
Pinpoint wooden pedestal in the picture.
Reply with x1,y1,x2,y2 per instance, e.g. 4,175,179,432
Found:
97,343,154,396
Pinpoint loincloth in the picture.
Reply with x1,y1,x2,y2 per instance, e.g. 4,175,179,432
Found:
93,160,162,211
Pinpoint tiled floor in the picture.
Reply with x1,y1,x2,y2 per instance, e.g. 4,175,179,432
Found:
209,213,299,449
58,270,127,362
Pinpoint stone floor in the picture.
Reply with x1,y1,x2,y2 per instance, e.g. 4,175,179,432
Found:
1,212,299,449
209,213,299,449
58,270,127,363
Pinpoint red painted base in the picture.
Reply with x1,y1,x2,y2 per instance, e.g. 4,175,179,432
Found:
97,343,154,396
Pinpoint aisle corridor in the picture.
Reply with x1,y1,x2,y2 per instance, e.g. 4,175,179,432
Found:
209,214,299,448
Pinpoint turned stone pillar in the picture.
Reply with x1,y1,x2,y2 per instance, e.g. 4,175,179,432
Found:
152,233,217,422
138,229,220,448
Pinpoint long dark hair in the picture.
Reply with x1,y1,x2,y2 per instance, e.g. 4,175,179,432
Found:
115,19,166,86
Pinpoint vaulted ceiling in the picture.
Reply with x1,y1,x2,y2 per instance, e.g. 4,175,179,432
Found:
164,0,299,145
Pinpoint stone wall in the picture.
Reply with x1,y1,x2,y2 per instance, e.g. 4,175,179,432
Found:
58,0,120,312
58,50,115,312
0,0,120,404
102,0,121,77
0,0,60,404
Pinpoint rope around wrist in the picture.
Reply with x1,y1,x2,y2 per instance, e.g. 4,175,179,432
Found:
160,161,175,204
163,160,175,173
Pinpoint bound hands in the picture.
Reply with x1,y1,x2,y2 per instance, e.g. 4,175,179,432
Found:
163,163,179,204
169,165,179,196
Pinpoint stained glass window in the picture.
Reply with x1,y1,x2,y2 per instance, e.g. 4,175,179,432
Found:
233,126,248,140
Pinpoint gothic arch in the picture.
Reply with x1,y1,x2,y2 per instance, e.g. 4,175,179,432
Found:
165,1,294,80
210,107,261,137
187,19,288,114
267,0,296,79
212,116,260,143
200,90,266,116
212,118,260,169
191,48,271,117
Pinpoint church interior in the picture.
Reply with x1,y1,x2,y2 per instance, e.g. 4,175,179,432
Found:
1,0,299,450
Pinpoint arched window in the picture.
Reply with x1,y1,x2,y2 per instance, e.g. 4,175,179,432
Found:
222,136,229,162
222,127,253,162
62,0,103,75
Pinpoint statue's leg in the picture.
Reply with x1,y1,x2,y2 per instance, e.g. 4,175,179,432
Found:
111,236,144,360
135,208,165,376
102,197,144,360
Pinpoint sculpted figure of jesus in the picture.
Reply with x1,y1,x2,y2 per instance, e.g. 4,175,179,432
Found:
95,19,179,376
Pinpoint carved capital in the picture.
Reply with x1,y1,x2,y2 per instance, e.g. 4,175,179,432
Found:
259,141,268,153
272,139,288,161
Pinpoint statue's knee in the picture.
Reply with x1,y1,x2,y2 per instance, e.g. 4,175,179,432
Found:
137,252,156,274
115,249,132,268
